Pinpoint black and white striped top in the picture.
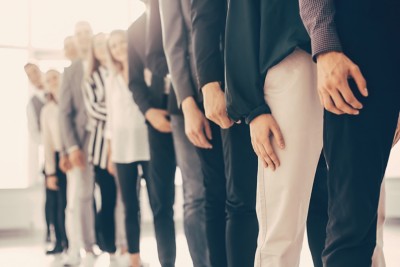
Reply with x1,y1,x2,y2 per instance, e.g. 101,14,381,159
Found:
82,67,109,169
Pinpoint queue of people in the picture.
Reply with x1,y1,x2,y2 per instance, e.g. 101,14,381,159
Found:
24,0,400,267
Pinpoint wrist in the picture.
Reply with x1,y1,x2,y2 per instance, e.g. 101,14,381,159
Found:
202,82,222,96
182,97,198,113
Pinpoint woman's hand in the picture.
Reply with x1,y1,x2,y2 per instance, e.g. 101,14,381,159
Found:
250,114,285,170
46,176,59,191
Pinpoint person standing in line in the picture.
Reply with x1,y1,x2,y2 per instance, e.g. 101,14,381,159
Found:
157,1,211,266
299,1,400,265
82,32,128,264
190,1,259,267
105,29,150,267
59,21,96,266
24,63,56,244
128,10,177,267
41,69,69,255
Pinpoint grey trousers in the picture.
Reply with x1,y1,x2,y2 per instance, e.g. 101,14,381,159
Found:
171,115,211,267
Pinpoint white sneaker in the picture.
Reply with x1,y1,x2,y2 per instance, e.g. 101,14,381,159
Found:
82,253,96,267
62,252,81,266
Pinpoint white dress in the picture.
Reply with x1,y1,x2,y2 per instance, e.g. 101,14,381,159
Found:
105,73,150,164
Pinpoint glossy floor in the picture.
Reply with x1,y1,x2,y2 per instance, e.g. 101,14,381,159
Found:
0,220,399,267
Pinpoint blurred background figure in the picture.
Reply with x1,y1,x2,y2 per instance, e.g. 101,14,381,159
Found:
64,36,79,63
24,63,55,244
59,21,96,266
82,32,129,266
41,69,70,255
106,29,150,267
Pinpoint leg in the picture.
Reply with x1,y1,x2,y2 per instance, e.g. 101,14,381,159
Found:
57,166,68,249
306,152,328,267
80,138,96,251
145,125,176,267
372,181,386,267
254,49,323,267
115,163,141,256
223,122,258,267
323,8,400,266
196,121,227,267
113,169,128,250
95,167,117,253
171,115,210,267
65,167,82,257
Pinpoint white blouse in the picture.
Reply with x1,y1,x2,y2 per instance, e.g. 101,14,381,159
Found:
105,73,150,164
41,101,63,175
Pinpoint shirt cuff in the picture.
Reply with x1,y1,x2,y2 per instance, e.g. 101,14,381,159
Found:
245,104,272,124
67,145,80,154
311,28,343,62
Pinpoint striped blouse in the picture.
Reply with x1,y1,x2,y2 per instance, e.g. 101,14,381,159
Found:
82,67,109,169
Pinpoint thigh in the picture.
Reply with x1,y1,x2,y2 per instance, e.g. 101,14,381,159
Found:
115,162,139,207
196,121,227,202
223,122,257,210
171,115,205,203
146,125,176,206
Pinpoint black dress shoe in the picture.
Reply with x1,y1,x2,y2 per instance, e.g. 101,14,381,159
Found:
46,244,64,255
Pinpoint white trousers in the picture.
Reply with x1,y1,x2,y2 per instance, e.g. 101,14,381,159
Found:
65,138,95,254
254,49,386,267
254,49,323,267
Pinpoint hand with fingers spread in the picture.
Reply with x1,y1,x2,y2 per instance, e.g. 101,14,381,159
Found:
393,115,400,148
182,97,213,149
145,108,172,133
250,114,285,171
202,82,234,129
317,51,368,115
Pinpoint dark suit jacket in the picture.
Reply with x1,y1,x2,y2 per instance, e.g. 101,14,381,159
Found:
128,2,179,115
225,0,310,123
191,0,226,91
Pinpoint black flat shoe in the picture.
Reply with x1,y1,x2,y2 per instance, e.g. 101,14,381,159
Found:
46,245,64,255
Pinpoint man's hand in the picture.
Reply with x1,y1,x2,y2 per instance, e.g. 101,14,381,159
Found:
59,155,72,173
182,97,212,149
317,51,368,115
46,176,59,191
69,149,86,169
145,108,172,133
393,116,400,148
250,114,285,171
202,82,234,129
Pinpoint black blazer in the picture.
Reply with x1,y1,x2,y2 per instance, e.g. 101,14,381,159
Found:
225,0,311,123
191,0,226,91
128,9,178,115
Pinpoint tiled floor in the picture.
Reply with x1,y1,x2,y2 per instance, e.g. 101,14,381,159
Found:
0,219,399,267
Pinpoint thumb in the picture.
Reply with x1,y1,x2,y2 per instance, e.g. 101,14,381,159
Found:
204,119,212,140
349,63,368,97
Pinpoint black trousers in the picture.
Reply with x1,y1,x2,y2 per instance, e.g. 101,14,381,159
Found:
94,166,117,253
45,188,57,239
115,161,149,254
322,4,400,266
146,124,177,267
307,152,328,267
196,121,258,267
52,153,68,248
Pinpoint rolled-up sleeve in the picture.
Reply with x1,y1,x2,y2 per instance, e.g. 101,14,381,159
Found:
299,0,343,60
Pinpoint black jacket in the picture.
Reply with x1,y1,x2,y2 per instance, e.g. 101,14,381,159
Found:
128,4,179,115
191,0,226,91
225,0,311,123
